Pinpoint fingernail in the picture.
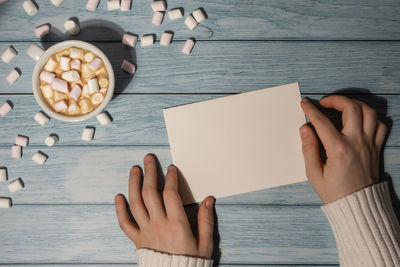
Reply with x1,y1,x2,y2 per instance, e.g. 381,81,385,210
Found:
115,195,122,204
144,154,152,163
206,197,214,209
302,97,309,103
168,164,175,171
299,125,308,138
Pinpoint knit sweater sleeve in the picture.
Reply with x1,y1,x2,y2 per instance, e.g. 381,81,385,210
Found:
321,182,400,267
134,248,213,267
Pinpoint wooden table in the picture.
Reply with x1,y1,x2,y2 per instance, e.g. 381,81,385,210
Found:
1,0,400,266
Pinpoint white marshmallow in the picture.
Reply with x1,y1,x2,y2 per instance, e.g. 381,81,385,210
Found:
34,111,50,126
120,0,131,11
184,15,198,30
0,101,12,117
122,33,138,47
121,59,136,74
71,59,81,70
32,151,48,165
168,8,183,20
51,0,63,6
40,71,55,84
107,0,120,10
23,0,38,16
100,88,107,94
68,103,80,114
41,84,53,98
152,11,164,26
96,112,112,125
0,198,11,208
64,20,80,35
182,39,195,55
91,92,104,105
34,24,50,38
88,78,99,94
86,0,99,11
70,47,83,59
26,43,44,61
84,52,94,62
192,8,206,23
44,57,57,71
82,84,89,97
0,168,7,182
82,127,95,141
151,0,166,12
11,145,22,159
53,100,68,112
52,78,69,93
70,84,82,101
60,56,71,71
15,135,29,147
45,135,58,147
160,32,173,46
88,58,102,71
141,35,154,47
6,69,20,85
62,70,80,82
1,46,17,63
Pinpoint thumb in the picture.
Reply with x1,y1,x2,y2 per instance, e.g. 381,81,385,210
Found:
197,196,214,259
299,124,323,182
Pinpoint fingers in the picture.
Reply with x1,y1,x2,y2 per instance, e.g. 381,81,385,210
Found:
357,101,378,139
197,197,215,258
374,121,387,150
115,194,140,242
299,124,323,182
163,165,187,221
142,154,166,219
300,98,341,150
129,166,149,224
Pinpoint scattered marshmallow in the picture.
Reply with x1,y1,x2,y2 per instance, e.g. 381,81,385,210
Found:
86,0,99,11
141,35,154,47
32,151,48,165
11,145,22,159
62,70,80,82
0,101,12,117
51,0,63,6
23,0,38,16
88,78,99,94
151,0,166,12
40,71,55,84
152,11,164,26
192,8,206,23
45,135,58,147
35,24,50,38
0,198,11,208
8,178,24,193
184,15,198,30
160,32,173,46
44,57,57,71
168,8,183,20
107,0,120,10
96,112,112,125
53,100,68,112
34,111,50,126
182,39,195,55
122,33,138,47
6,69,20,85
26,43,44,61
88,58,102,71
120,0,131,11
15,135,29,147
60,56,71,71
82,127,95,141
52,78,69,93
64,20,80,35
91,92,104,105
70,84,82,101
121,59,136,74
71,59,81,70
1,46,17,63
0,168,7,182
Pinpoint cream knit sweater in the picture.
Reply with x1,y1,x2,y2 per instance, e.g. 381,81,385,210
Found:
135,182,400,267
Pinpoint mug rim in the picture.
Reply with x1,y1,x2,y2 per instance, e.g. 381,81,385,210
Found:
32,40,115,122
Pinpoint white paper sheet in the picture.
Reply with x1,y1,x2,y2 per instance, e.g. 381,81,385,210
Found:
163,82,307,204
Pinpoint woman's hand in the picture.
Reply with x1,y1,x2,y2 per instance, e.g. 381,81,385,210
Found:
114,154,215,259
299,96,387,204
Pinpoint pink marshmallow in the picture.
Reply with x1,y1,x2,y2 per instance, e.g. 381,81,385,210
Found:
160,32,173,46
182,39,195,55
11,145,21,159
34,24,50,38
121,60,136,74
70,84,82,101
40,71,55,84
88,58,102,71
71,59,81,70
6,69,20,84
15,136,29,147
120,0,131,11
51,78,69,93
152,11,164,26
151,0,166,11
0,101,12,117
86,0,99,11
53,100,68,112
122,33,138,47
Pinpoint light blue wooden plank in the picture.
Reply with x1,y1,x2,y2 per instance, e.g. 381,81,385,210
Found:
0,94,398,146
1,0,400,40
0,265,336,267
0,205,339,264
0,146,399,205
1,41,400,94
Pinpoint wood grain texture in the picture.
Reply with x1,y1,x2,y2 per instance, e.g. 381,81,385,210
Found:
1,0,400,41
1,41,400,94
0,205,339,264
0,146,399,205
2,265,336,267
